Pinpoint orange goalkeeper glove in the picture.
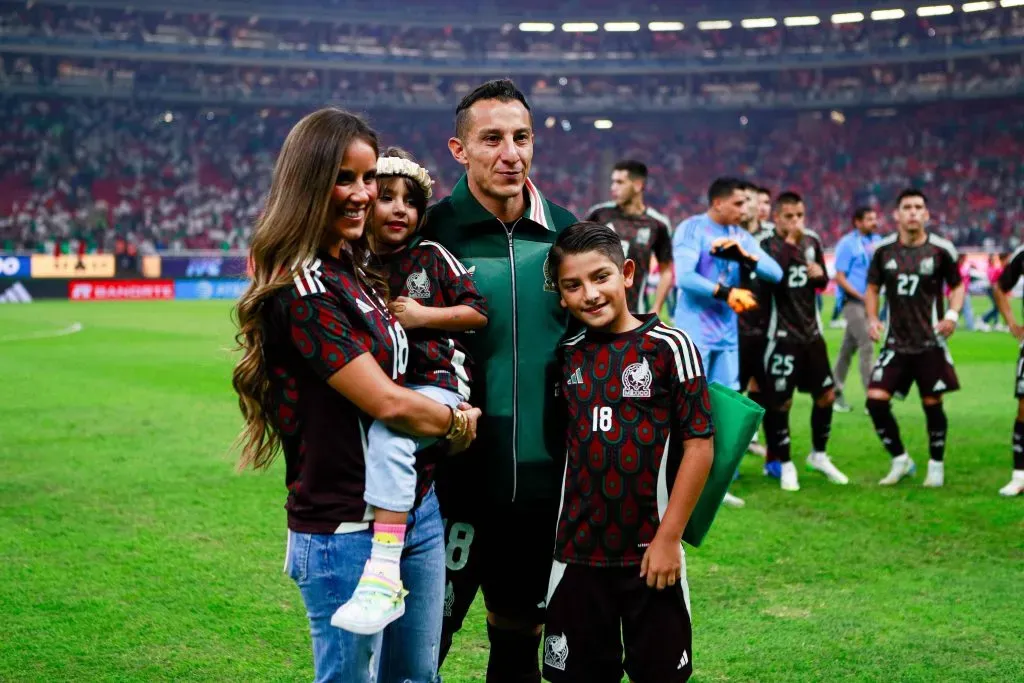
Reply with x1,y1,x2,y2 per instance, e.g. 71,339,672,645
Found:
714,286,758,314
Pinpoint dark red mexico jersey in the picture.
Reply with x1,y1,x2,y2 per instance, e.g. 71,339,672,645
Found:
998,245,1024,318
761,229,829,344
737,224,775,337
868,233,960,354
378,238,487,401
554,314,714,568
264,251,419,533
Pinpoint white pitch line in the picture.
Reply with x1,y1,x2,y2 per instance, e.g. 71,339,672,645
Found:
0,322,84,343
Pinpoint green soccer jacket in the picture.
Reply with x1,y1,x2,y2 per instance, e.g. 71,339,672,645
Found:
421,175,577,503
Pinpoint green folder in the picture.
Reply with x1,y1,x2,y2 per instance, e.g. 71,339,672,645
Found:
682,382,765,547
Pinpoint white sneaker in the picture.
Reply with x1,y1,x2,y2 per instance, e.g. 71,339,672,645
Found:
806,452,849,485
722,492,746,508
923,460,945,488
998,470,1024,497
747,439,767,458
879,454,915,486
780,461,800,491
331,570,408,635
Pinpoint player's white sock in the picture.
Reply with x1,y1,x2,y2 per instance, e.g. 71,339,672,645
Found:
722,492,746,508
806,452,849,485
780,461,800,492
998,470,1024,497
879,454,915,486
922,460,944,488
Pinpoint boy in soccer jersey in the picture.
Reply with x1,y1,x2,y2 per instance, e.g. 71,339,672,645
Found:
759,192,848,492
866,189,964,488
331,149,488,635
542,222,714,683
988,244,1024,496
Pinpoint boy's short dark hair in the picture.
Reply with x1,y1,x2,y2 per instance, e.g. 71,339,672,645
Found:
455,79,532,139
776,191,803,207
613,160,648,181
548,222,625,281
707,177,745,204
896,188,927,207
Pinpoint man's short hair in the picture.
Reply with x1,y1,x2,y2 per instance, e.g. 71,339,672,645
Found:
707,177,746,204
613,160,648,182
896,188,927,207
454,79,532,139
757,186,772,198
776,191,803,207
548,222,625,279
853,206,875,223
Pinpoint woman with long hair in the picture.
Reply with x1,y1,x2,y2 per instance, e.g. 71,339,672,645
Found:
232,108,480,683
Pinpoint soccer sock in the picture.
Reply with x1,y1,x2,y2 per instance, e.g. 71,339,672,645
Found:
923,403,948,462
1013,420,1024,470
811,403,833,453
486,624,542,683
866,398,905,457
366,523,406,584
764,408,792,463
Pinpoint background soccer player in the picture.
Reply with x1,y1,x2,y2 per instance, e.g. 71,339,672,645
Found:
831,207,882,413
760,192,848,492
991,244,1024,496
544,221,712,683
586,160,674,315
865,189,964,488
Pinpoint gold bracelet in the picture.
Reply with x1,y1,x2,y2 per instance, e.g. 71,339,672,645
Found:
445,410,469,442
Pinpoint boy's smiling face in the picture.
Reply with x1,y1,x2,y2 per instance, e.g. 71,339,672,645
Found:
556,250,635,330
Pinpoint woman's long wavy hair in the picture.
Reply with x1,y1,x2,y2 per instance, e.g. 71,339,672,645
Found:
232,108,382,472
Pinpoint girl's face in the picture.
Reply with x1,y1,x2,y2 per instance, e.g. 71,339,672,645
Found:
371,177,419,253
326,138,378,248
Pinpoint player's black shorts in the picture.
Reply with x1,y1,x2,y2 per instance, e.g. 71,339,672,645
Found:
1015,342,1024,399
868,346,960,399
437,493,559,635
739,334,768,390
543,562,693,683
763,337,835,401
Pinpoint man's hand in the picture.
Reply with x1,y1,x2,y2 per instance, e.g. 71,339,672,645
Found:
1010,322,1024,341
868,317,885,342
935,319,957,338
388,296,428,329
807,262,825,280
710,238,757,264
639,535,682,590
448,402,481,454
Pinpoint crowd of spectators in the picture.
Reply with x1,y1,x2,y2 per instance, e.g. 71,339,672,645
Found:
1,97,1021,255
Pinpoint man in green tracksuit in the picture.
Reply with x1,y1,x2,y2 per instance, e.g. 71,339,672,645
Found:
424,79,576,683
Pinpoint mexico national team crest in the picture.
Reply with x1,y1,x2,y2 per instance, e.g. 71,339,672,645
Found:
804,246,816,262
543,254,558,292
622,358,653,398
544,633,569,671
920,257,935,275
636,227,651,245
405,269,431,299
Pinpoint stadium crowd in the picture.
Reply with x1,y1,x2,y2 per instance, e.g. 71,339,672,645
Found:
1,95,1021,254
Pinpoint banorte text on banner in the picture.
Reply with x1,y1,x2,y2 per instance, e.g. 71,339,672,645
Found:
69,280,175,301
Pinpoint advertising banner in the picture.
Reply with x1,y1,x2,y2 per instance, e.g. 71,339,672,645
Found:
174,279,249,301
31,254,116,278
69,279,175,301
0,255,32,278
157,256,248,279
0,279,75,303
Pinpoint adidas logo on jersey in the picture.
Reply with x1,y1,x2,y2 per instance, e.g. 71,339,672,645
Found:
0,282,32,304
356,298,375,314
544,634,569,671
822,376,834,388
933,379,947,392
885,259,898,271
677,650,690,671
567,368,584,386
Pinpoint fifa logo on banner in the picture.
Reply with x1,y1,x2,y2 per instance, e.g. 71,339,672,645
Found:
185,258,223,278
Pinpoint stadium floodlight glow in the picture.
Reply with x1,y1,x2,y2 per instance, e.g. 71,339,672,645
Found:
784,16,821,26
518,22,555,32
1000,0,1024,7
604,22,641,31
697,20,733,30
741,17,778,28
648,21,684,31
870,9,906,20
594,119,613,130
561,22,598,32
831,12,865,23
917,4,954,15
961,1,995,10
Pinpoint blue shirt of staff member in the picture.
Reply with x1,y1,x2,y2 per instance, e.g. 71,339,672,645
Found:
230,108,481,683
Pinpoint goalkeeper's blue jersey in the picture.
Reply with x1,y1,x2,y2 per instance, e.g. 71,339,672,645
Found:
671,213,780,352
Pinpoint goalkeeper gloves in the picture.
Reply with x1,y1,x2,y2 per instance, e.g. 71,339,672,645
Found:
710,238,758,267
714,286,759,314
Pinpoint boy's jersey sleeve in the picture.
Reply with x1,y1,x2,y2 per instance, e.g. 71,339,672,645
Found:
420,239,488,316
939,244,961,291
653,221,673,264
998,247,1024,292
661,329,715,441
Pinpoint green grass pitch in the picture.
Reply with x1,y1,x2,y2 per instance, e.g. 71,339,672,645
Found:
0,300,1021,682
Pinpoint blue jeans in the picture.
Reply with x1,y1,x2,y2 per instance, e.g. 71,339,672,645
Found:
365,386,463,513
286,489,446,683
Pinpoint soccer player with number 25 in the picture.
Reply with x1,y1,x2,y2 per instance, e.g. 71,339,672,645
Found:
541,222,713,683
